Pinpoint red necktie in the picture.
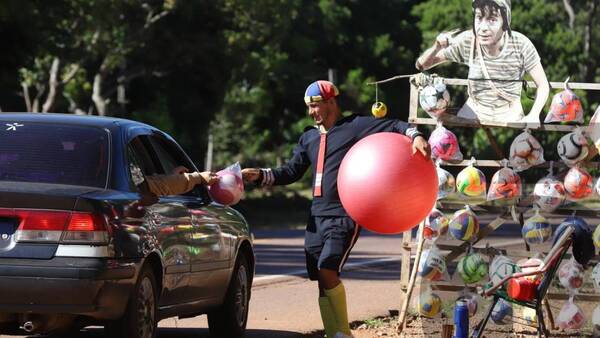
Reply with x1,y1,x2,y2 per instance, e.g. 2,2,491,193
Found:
313,132,327,197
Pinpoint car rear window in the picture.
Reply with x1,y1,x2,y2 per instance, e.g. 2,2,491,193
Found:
0,122,110,188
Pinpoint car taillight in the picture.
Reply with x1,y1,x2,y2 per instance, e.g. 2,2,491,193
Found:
14,210,69,242
14,210,109,244
62,212,109,244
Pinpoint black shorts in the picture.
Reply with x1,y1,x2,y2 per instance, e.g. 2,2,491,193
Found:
304,216,361,281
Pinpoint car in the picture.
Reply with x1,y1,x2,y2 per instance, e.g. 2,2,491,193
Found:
0,113,254,338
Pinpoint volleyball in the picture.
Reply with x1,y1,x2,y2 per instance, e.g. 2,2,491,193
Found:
533,176,566,212
487,167,522,201
564,166,593,200
418,249,446,281
419,83,450,118
437,166,456,199
489,255,520,286
491,299,512,325
418,291,442,318
424,208,449,240
429,126,461,161
456,166,486,197
449,208,479,241
522,214,552,245
457,253,488,284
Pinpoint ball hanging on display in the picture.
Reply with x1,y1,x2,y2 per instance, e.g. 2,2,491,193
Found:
557,130,589,166
557,300,586,330
337,133,437,234
418,291,442,318
593,262,600,292
558,259,585,291
424,208,449,240
563,166,593,200
487,167,522,201
545,79,584,124
419,83,450,118
371,101,387,118
208,172,244,206
418,248,446,281
456,166,487,197
489,255,521,286
509,131,544,171
522,213,552,245
491,299,513,325
428,125,463,161
436,166,456,199
593,224,600,251
457,253,488,284
533,176,566,212
449,208,480,241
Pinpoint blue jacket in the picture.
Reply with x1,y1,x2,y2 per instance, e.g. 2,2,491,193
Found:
261,114,422,216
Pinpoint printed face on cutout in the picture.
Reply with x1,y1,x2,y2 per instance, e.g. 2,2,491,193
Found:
474,7,504,47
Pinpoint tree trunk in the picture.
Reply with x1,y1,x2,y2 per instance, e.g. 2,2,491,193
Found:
583,0,597,82
21,83,32,112
563,0,576,29
92,72,107,116
42,57,60,113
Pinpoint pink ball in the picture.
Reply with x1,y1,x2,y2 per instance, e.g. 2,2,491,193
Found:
209,173,243,205
338,133,438,234
429,128,459,161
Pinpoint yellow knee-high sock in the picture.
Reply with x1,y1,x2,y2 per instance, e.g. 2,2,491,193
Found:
319,296,338,338
324,282,352,335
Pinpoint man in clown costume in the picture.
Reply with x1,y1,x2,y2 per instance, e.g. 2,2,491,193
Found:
242,80,430,338
416,0,549,124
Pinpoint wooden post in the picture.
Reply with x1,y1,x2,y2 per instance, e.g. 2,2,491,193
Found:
397,221,426,334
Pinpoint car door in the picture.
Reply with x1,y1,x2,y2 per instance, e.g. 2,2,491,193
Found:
126,135,193,306
144,133,231,301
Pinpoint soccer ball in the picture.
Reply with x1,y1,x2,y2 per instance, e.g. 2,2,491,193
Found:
487,167,521,201
491,299,512,325
457,253,488,284
557,301,586,330
557,132,589,165
419,83,450,118
489,255,520,285
437,167,456,199
545,89,584,123
371,101,387,118
564,166,593,200
558,259,585,291
456,166,486,197
424,208,449,240
533,176,566,212
418,249,446,281
509,132,544,171
429,126,461,161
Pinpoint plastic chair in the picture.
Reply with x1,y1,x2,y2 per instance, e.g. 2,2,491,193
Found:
471,226,575,338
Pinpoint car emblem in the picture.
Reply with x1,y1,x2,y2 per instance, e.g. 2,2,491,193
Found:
6,123,24,131
1,234,9,240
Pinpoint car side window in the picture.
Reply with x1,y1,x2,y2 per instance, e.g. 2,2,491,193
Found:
146,134,209,199
126,137,158,192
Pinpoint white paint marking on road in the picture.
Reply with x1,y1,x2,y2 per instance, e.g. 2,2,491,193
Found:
254,237,526,286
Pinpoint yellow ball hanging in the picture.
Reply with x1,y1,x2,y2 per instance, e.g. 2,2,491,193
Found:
371,101,387,118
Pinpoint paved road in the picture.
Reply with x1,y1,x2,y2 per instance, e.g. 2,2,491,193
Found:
1,218,577,338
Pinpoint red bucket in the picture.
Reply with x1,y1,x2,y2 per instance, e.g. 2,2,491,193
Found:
507,277,540,301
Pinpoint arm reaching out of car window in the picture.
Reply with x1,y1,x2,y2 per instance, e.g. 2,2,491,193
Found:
146,167,218,196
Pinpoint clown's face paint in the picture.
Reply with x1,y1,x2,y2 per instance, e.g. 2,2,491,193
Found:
474,7,504,48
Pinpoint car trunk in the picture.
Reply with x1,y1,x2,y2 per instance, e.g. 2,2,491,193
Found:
0,182,99,259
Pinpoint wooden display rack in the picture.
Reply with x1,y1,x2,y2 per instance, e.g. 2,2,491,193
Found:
396,76,600,335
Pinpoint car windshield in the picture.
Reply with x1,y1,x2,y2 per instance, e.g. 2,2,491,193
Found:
0,122,110,188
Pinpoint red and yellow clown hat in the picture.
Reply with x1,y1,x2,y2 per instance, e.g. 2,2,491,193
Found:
304,80,339,104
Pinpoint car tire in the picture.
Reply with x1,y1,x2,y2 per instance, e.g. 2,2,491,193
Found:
106,265,158,338
208,254,251,338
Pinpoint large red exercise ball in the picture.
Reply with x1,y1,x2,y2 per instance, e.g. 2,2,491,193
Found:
208,172,244,206
337,132,437,234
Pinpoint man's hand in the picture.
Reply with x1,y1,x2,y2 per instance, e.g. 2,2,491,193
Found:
199,171,219,185
435,29,459,49
412,135,431,158
241,168,261,183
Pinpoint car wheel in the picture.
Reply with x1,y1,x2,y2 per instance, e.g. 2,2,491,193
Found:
208,254,251,338
106,265,158,338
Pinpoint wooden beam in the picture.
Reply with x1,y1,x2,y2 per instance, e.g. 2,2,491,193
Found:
408,116,578,132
